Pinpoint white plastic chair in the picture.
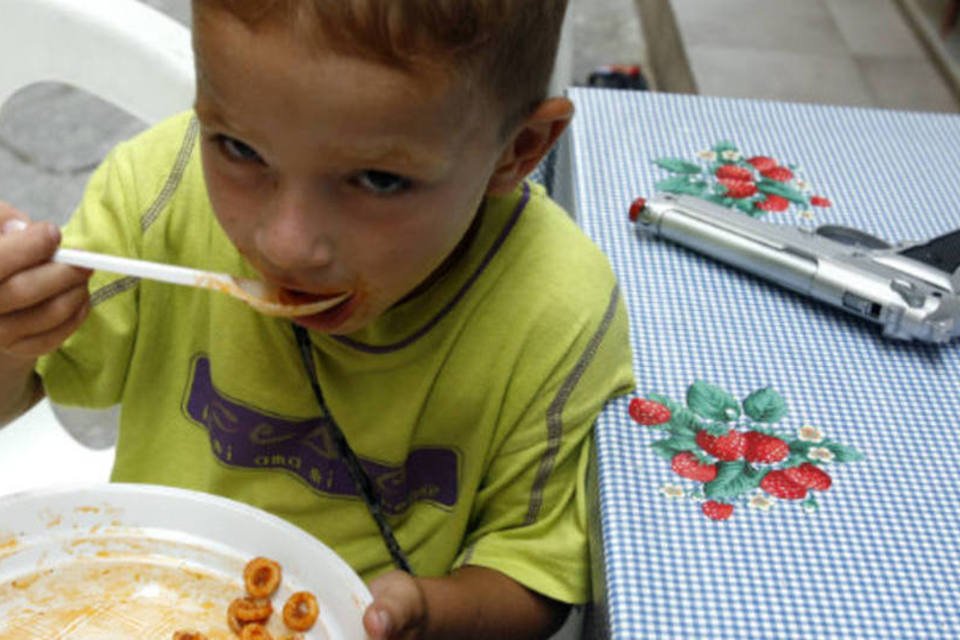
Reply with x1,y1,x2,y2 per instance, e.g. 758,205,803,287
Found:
0,0,194,123
0,0,194,496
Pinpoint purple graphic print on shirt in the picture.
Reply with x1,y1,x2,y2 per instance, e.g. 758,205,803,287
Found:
185,356,458,514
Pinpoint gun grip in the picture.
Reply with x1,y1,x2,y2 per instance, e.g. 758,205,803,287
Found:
899,228,960,274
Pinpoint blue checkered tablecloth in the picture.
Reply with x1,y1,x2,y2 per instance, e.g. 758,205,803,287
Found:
565,87,960,640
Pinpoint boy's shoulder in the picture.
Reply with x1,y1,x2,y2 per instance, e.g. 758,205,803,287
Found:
491,181,621,311
125,110,198,149
99,111,205,222
111,111,200,180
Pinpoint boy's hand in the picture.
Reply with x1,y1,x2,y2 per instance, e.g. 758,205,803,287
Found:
363,566,569,640
363,570,427,640
0,202,91,359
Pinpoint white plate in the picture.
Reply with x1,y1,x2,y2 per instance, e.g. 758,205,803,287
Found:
0,483,372,639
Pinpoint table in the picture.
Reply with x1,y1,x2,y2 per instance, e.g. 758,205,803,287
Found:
562,87,960,639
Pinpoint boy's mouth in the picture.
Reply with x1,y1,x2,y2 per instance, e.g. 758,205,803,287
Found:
276,287,348,307
289,288,359,331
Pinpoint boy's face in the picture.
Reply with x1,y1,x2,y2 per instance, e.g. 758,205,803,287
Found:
192,9,507,334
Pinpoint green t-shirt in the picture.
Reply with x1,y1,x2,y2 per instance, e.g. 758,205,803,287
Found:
39,112,635,604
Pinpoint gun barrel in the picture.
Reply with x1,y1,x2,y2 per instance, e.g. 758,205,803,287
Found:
635,193,960,343
637,195,819,293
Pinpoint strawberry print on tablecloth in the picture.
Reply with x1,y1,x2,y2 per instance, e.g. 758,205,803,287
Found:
651,141,832,220
629,382,863,521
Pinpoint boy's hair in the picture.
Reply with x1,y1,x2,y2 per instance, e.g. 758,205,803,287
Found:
194,0,569,133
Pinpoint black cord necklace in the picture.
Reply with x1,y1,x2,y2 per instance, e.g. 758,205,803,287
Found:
292,323,413,574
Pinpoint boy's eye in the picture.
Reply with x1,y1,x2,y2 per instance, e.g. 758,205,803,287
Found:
353,170,411,195
216,135,264,164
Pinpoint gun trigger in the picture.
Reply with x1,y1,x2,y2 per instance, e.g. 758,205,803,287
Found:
815,225,891,249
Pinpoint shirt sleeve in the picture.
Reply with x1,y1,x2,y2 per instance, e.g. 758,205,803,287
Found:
38,113,198,408
455,284,634,604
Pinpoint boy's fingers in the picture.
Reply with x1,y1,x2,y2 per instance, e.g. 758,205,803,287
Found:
0,284,90,357
0,220,62,279
0,261,91,315
1,218,28,234
5,305,89,358
364,571,426,640
0,200,31,226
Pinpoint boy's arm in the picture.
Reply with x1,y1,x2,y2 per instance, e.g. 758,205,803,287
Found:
365,565,570,640
0,354,44,427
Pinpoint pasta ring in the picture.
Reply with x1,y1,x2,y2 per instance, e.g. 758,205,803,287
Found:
282,591,319,632
172,632,208,640
244,557,282,598
227,598,245,634
240,622,274,640
234,596,274,622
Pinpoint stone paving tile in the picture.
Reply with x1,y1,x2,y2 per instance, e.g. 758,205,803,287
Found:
665,0,958,112
858,55,960,111
686,44,876,106
670,0,851,56
826,0,926,58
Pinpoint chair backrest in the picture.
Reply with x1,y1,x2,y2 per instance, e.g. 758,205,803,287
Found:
0,0,194,123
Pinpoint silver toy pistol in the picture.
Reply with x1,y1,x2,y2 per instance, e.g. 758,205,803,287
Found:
634,193,960,344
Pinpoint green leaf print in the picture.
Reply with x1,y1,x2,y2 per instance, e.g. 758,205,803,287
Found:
650,440,679,461
653,157,703,174
784,451,808,467
655,176,709,197
670,408,702,436
822,441,865,463
704,461,758,499
650,433,699,461
686,381,741,422
713,140,739,154
664,433,699,453
648,393,682,412
757,179,807,204
742,388,788,423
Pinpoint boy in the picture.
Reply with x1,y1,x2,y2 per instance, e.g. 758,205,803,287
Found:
0,1,634,638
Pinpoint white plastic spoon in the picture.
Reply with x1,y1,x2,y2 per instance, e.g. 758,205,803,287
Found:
53,248,349,317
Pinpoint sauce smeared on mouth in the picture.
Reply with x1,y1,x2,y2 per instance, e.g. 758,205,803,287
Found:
195,275,350,318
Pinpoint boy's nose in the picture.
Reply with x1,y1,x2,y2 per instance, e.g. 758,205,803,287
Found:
255,188,335,270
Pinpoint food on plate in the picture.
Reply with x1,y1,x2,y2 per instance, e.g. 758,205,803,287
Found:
282,591,320,632
239,622,273,639
231,596,274,624
244,557,283,598
217,556,317,637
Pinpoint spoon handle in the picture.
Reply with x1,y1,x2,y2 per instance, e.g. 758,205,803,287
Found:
53,247,230,289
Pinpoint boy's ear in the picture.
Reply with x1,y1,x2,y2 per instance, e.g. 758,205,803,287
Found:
485,97,574,196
